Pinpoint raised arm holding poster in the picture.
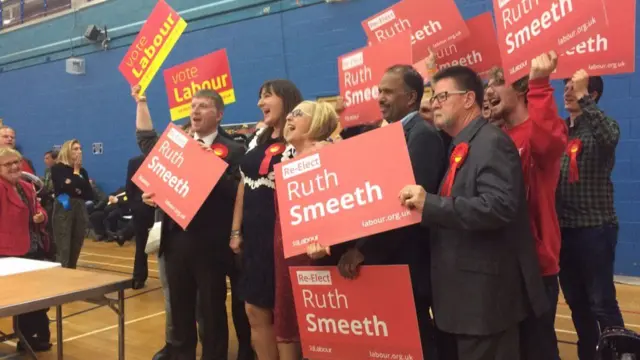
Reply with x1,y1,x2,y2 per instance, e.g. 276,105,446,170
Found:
338,33,412,128
118,0,187,94
163,49,236,121
132,123,228,229
290,265,423,360
274,122,421,259
362,0,470,62
413,12,502,80
493,0,608,84
551,0,635,79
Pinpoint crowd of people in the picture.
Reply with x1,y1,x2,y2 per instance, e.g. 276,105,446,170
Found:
0,42,636,360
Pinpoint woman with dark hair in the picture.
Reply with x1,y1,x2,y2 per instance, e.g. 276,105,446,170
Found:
230,79,302,360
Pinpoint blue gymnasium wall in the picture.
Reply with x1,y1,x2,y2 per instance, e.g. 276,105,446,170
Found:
0,0,639,275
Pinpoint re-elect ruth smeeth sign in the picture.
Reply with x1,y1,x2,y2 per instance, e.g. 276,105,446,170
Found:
132,124,228,229
552,0,635,79
493,0,607,84
118,0,187,94
338,34,413,128
163,49,236,121
274,122,421,259
362,0,470,62
290,265,423,360
413,12,502,80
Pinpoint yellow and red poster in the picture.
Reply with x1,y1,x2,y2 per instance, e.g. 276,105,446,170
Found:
118,0,187,94
274,122,421,259
163,49,235,121
131,123,228,229
290,265,423,360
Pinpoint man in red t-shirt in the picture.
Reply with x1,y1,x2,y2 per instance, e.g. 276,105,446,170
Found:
0,125,35,175
485,52,568,359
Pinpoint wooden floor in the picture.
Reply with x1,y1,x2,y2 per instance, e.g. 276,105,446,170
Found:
0,240,639,359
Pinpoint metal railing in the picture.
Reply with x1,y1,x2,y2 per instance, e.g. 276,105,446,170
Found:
0,0,76,30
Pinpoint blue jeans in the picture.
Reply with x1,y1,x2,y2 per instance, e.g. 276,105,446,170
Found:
559,224,624,360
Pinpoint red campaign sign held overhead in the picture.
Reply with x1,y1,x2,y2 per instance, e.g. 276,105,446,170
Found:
290,265,423,360
131,123,228,229
493,0,607,84
414,12,503,80
274,122,421,259
362,0,470,62
338,33,413,128
552,0,635,79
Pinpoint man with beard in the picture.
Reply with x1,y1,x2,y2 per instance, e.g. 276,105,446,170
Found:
485,51,567,359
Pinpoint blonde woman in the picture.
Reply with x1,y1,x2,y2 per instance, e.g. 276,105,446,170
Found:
272,100,338,360
51,139,92,268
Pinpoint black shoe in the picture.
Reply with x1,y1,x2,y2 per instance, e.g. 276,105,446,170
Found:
17,340,52,352
132,280,145,290
152,343,173,360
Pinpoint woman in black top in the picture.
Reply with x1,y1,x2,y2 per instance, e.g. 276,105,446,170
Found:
51,139,92,268
230,79,302,360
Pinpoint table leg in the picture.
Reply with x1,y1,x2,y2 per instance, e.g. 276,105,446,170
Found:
13,316,37,360
56,305,63,360
118,289,125,360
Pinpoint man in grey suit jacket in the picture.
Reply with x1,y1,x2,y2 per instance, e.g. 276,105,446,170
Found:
400,66,547,359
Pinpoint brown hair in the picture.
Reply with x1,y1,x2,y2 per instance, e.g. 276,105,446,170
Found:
256,79,303,145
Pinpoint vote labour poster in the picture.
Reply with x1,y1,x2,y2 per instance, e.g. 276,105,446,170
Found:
413,12,502,80
132,124,228,229
274,122,421,259
493,0,607,84
290,265,423,360
362,0,469,62
338,34,412,128
118,0,187,94
552,0,635,79
163,49,236,121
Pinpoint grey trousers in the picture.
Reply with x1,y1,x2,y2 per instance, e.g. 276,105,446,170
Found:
53,198,88,269
158,253,204,344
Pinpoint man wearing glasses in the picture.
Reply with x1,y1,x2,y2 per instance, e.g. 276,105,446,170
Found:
399,65,547,359
338,64,449,359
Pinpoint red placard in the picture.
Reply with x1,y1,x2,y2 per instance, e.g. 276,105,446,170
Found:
414,12,502,80
290,265,423,360
362,0,470,62
552,0,635,79
274,122,421,259
163,49,236,121
118,0,187,94
338,34,412,128
132,123,228,229
493,0,607,84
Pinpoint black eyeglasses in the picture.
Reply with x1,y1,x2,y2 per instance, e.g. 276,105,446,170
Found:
430,90,468,105
289,108,310,118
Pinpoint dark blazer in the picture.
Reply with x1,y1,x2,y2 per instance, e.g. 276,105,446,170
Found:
358,113,448,299
126,155,146,210
136,129,245,258
422,117,548,336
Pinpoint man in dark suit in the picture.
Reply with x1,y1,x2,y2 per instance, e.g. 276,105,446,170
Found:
338,65,448,359
399,66,548,359
126,153,155,289
134,88,253,360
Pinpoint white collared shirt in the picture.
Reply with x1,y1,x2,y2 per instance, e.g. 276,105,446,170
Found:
193,131,218,147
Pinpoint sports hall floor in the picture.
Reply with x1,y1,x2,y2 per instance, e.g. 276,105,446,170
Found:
0,240,639,359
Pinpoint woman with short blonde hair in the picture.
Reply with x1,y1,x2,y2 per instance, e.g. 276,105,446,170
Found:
51,139,92,268
272,100,339,360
